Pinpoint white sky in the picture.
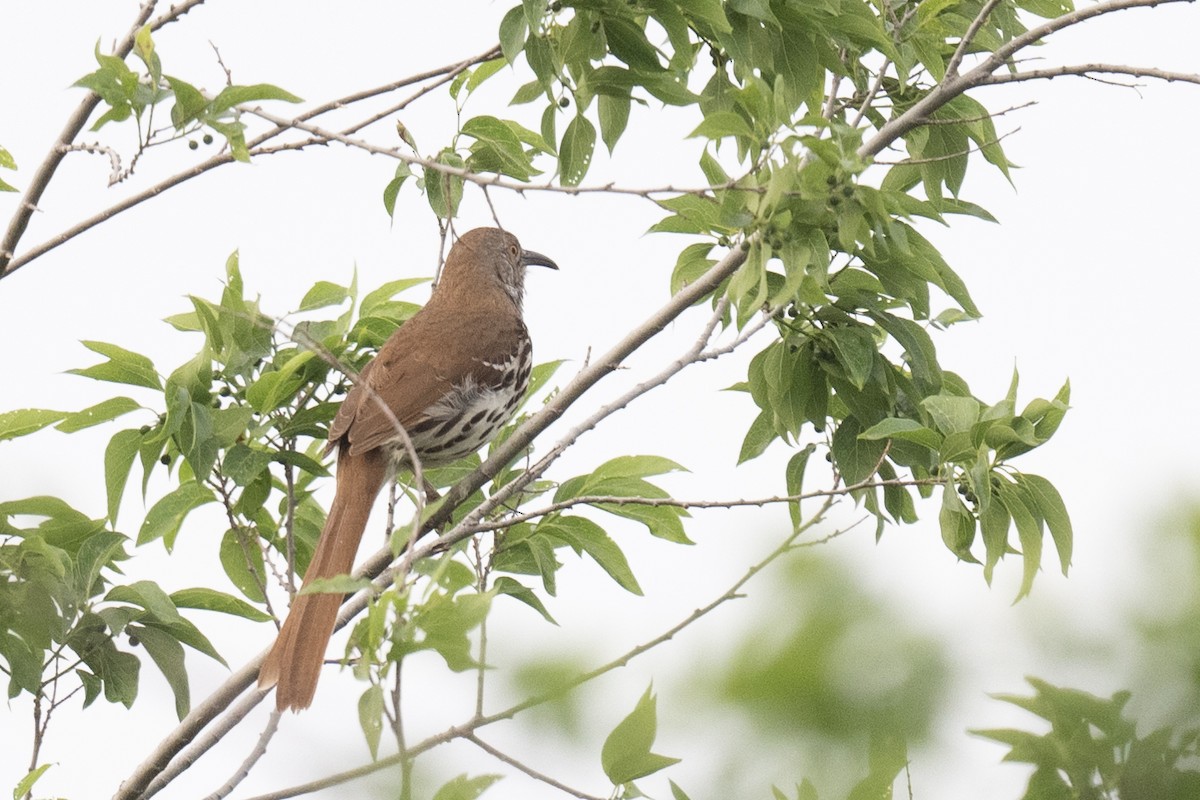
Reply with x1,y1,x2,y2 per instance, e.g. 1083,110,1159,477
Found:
1,2,1198,799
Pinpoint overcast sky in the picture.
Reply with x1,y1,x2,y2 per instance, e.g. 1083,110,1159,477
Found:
1,3,1198,799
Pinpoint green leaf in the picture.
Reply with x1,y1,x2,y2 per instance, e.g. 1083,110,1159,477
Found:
69,340,161,390
466,58,507,93
826,326,877,390
298,280,350,311
104,428,143,525
170,587,273,622
499,5,529,62
14,764,52,800
431,774,503,800
598,93,631,154
219,528,268,603
493,576,557,623
996,479,1043,601
688,110,754,140
360,277,429,316
591,455,688,480
166,75,207,129
601,685,681,784
1019,474,1072,576
979,493,1011,584
922,394,981,436
138,482,216,548
669,780,694,800
603,17,664,71
424,149,465,219
463,115,539,180
209,83,302,114
129,624,190,719
359,684,385,759
681,0,732,33
539,516,642,595
56,396,141,433
785,444,815,529
858,418,943,451
559,114,596,186
222,443,272,486
939,485,977,562
107,580,184,625
831,416,887,485
738,410,776,464
0,408,67,441
382,162,413,218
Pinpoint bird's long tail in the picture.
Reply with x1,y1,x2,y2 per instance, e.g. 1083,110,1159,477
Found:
258,447,389,711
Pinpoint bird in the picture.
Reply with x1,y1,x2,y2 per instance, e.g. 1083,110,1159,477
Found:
258,227,557,711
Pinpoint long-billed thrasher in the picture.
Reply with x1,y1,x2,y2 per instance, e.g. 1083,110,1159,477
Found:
258,227,557,711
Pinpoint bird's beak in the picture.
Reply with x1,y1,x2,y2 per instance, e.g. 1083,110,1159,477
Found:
520,249,558,270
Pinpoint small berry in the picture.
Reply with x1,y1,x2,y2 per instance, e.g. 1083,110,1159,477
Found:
160,454,171,465
558,96,570,108
202,133,214,145
188,140,198,150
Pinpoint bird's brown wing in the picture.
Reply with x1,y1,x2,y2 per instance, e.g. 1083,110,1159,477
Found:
329,309,525,458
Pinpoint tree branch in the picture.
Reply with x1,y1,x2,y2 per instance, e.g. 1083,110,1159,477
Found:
240,497,850,800
465,734,606,800
978,62,1200,87
860,0,1194,159
1,43,499,279
455,478,940,535
945,0,1004,79
111,241,749,800
0,0,206,273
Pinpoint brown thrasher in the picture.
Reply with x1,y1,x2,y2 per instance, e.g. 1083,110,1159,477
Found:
258,227,557,711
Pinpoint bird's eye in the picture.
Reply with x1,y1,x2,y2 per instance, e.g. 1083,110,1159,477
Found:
510,245,519,257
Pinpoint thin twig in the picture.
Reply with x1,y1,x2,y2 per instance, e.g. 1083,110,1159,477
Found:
454,478,940,535
946,0,1004,78
465,733,606,800
201,711,280,800
978,62,1200,87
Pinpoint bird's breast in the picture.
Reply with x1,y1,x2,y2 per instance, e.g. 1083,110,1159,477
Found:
397,339,532,469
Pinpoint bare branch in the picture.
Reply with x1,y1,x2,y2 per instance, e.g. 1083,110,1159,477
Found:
946,0,1004,79
456,478,940,535
201,711,280,800
466,734,606,800
850,60,892,129
978,62,1200,87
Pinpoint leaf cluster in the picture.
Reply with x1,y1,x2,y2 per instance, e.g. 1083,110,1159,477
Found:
976,678,1200,800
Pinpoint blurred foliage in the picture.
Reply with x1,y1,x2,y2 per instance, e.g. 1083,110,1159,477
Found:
719,556,946,742
976,679,1200,800
1126,506,1200,732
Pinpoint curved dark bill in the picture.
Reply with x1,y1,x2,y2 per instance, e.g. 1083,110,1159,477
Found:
521,249,559,270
